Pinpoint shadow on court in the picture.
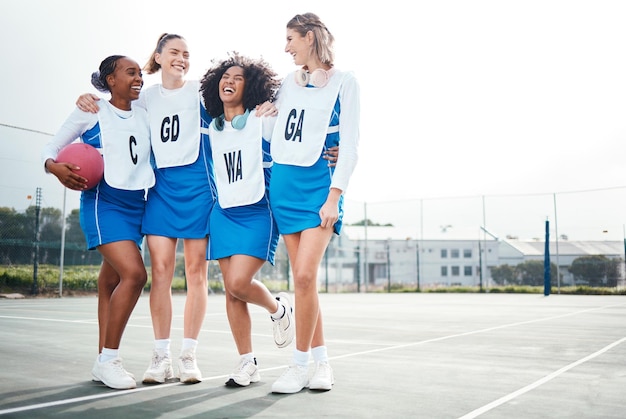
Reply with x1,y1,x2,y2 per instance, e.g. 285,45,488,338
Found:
1,292,625,418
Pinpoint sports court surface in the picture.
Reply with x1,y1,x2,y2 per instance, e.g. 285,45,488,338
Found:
0,292,625,418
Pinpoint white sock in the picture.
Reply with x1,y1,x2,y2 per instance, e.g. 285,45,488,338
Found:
311,346,329,363
270,301,285,320
241,352,255,362
99,347,119,363
154,339,171,357
293,349,310,367
181,338,198,352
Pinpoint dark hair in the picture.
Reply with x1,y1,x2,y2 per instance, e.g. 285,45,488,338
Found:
91,55,125,93
200,51,281,118
143,33,185,74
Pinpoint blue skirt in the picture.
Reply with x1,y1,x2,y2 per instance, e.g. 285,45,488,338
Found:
269,156,344,236
80,180,146,250
142,140,215,239
208,198,279,264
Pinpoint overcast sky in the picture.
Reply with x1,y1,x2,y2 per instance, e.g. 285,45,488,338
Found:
1,0,625,241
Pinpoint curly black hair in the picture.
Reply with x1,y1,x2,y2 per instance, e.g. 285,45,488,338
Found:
200,51,281,118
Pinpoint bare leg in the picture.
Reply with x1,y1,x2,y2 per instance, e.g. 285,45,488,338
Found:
96,260,120,353
311,309,325,348
282,227,333,353
97,240,147,349
181,238,209,340
146,235,177,339
220,255,276,354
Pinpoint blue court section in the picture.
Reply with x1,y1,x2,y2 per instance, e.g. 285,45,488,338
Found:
0,293,625,418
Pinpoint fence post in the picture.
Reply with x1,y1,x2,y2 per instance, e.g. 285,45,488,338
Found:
31,187,41,295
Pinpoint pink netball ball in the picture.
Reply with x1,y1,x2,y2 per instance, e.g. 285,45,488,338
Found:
56,143,104,190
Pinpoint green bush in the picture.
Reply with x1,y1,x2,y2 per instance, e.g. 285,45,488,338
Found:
487,285,542,294
3,265,626,296
0,265,189,296
0,265,33,290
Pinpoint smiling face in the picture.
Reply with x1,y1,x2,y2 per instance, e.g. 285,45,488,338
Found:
219,65,245,108
284,28,311,67
106,57,143,109
155,37,190,82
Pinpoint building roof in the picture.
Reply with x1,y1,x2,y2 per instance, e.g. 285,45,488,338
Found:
341,226,624,258
500,240,624,257
342,225,490,242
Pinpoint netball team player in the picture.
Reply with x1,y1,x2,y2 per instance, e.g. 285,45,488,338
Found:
269,13,360,394
200,52,295,388
43,55,154,390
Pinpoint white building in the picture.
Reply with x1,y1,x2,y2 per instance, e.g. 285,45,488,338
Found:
319,226,625,290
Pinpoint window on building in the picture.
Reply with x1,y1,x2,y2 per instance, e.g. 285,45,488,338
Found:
373,264,386,279
441,249,448,258
451,266,460,276
463,249,472,258
464,266,472,276
451,249,460,258
441,266,448,276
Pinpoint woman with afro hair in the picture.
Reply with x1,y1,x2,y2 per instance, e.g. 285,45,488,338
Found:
200,52,296,388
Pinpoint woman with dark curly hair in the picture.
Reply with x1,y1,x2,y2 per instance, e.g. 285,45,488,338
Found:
200,52,295,387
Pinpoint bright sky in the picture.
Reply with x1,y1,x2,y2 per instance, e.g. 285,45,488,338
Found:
1,0,626,241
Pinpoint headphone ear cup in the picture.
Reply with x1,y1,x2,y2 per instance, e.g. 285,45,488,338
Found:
309,69,329,88
295,69,310,86
212,115,225,131
231,109,250,130
309,68,335,88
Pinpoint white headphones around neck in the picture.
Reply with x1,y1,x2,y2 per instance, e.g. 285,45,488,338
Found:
212,109,250,131
295,67,336,88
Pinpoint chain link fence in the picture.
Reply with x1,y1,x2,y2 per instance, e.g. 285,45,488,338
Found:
2,120,626,296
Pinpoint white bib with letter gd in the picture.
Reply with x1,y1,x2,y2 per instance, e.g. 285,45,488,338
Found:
144,80,201,168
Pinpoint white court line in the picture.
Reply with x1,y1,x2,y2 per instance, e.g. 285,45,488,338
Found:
457,336,626,419
0,311,229,322
0,303,623,415
0,315,98,324
329,304,622,359
0,380,194,415
0,314,246,338
0,309,240,324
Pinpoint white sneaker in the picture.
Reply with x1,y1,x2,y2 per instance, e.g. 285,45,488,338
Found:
92,358,136,382
91,357,136,390
225,357,261,387
142,350,174,384
308,361,334,391
272,292,295,348
271,364,309,394
177,348,202,384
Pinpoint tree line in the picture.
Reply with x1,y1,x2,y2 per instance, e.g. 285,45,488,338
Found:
490,258,623,288
0,206,101,266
